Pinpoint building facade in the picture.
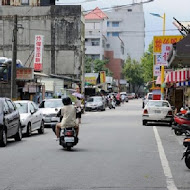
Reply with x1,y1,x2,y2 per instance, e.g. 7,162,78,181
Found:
0,5,85,98
105,4,145,62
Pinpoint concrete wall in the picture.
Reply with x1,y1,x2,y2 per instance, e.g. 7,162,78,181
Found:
0,5,84,80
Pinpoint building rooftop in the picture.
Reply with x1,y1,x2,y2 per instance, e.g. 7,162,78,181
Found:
85,7,108,20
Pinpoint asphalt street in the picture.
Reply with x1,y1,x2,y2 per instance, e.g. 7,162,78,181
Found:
0,99,189,190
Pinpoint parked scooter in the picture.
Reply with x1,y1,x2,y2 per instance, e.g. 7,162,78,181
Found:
172,112,190,135
182,128,190,169
59,127,78,150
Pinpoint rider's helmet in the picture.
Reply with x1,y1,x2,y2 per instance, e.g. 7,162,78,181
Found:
62,97,72,105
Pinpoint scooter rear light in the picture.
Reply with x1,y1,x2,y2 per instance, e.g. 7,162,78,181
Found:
65,131,73,136
144,109,148,114
167,111,173,116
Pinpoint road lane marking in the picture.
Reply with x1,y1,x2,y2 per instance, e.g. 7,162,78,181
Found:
153,126,178,190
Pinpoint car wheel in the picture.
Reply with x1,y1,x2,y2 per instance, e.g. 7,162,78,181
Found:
0,128,7,147
15,123,22,141
38,120,45,134
142,120,147,126
26,123,32,137
174,129,183,136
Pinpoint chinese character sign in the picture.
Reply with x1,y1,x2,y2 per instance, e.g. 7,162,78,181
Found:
155,54,162,65
34,35,44,71
154,65,161,76
161,44,172,66
100,71,106,83
153,35,183,54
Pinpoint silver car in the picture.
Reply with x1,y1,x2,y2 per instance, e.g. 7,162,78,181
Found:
85,96,106,111
14,100,44,136
38,99,63,126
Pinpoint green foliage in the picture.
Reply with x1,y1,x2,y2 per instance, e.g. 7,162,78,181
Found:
84,57,113,76
141,42,154,83
123,55,144,92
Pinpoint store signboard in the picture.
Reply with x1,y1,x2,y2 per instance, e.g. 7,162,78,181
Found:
34,35,44,71
100,71,106,83
153,35,183,54
16,68,34,80
85,77,97,85
154,65,161,76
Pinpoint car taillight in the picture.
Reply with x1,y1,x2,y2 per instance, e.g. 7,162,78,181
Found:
167,111,173,116
144,109,148,114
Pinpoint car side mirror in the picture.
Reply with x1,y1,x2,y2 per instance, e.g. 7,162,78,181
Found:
4,110,8,115
30,110,35,114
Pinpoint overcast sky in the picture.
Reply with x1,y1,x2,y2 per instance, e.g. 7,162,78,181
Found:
56,0,190,51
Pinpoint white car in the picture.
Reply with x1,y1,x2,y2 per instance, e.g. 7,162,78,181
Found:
142,100,173,126
14,100,44,136
38,98,63,126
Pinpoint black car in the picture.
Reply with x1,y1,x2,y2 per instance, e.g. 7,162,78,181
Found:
0,98,22,147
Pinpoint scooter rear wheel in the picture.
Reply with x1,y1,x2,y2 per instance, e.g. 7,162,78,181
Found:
174,129,183,136
185,154,190,169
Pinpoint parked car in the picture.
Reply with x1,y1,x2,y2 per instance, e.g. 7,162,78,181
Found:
120,92,128,102
0,98,22,147
142,100,173,126
127,93,134,100
38,98,64,126
85,96,106,111
14,100,44,136
142,92,153,108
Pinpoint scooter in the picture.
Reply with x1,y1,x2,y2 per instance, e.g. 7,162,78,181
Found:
172,112,190,135
182,128,190,169
59,127,78,150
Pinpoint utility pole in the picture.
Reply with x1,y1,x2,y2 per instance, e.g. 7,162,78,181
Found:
11,15,17,100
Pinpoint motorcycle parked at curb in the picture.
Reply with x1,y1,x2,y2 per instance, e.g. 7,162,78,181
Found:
182,128,190,169
172,112,190,136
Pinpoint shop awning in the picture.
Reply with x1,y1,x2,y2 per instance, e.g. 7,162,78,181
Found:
165,68,190,83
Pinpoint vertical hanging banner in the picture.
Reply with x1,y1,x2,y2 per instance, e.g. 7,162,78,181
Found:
100,71,106,83
34,35,44,71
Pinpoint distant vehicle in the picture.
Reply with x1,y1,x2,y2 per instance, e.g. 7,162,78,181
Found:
127,93,134,100
142,100,173,126
0,98,22,147
14,100,44,136
142,92,153,108
120,92,128,102
85,96,106,111
38,98,63,126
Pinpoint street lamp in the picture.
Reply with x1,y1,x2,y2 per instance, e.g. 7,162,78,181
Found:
150,12,166,100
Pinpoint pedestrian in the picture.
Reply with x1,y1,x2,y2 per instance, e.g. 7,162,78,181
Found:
75,97,82,124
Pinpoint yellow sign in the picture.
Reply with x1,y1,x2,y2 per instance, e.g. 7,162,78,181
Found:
100,71,106,83
153,35,183,54
85,77,97,85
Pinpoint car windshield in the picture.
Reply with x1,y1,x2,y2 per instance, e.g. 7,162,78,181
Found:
87,97,102,103
148,101,169,107
39,99,63,108
15,102,28,113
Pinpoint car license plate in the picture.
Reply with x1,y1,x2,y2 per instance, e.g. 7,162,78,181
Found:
155,110,161,113
64,137,74,143
51,117,59,122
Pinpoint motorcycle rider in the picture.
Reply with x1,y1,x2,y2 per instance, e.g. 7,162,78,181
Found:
55,97,79,139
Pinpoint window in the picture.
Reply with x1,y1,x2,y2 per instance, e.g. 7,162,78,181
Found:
3,101,9,114
30,103,35,113
107,32,110,37
91,55,100,60
112,32,119,37
21,0,29,5
7,100,15,113
91,39,100,46
112,22,119,27
128,9,132,12
107,21,110,27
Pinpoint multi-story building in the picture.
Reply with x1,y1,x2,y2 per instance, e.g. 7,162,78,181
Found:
85,7,107,60
105,4,145,62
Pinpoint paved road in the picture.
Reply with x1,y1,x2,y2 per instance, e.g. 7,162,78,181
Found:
0,99,189,190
